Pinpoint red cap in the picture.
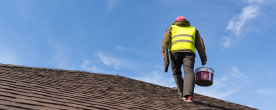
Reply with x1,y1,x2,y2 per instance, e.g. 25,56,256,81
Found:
175,16,186,21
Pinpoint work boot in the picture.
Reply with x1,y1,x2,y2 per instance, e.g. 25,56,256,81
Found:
185,96,193,102
181,97,186,101
179,96,186,101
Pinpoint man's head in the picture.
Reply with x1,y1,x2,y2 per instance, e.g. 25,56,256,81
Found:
175,16,186,21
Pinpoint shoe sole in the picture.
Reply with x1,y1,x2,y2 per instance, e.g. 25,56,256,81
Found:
179,96,186,101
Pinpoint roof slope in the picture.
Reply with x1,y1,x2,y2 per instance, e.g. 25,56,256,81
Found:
0,64,257,110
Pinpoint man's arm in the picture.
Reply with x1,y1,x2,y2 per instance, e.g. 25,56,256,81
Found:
162,26,172,72
162,26,172,53
195,29,207,65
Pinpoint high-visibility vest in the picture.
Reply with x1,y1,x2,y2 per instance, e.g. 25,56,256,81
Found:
169,25,196,54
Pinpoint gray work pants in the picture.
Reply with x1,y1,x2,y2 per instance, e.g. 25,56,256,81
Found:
170,52,195,97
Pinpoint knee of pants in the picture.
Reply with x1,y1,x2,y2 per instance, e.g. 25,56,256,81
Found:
183,66,194,72
184,71,195,76
173,74,183,78
172,70,182,76
172,67,182,75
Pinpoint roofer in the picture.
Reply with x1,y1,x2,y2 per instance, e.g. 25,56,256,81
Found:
161,16,207,102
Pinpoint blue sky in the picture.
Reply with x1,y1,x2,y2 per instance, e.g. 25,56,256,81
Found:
0,0,276,109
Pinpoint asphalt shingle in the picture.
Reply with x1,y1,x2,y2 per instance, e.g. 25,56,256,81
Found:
0,63,257,110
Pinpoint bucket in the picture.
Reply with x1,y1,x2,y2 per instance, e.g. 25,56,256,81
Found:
195,67,214,87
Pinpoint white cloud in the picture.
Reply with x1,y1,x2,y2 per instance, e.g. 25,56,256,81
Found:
132,66,244,100
196,89,239,99
226,5,259,36
169,78,175,83
132,71,175,87
221,36,232,47
98,52,137,70
230,66,251,83
255,88,276,96
132,66,243,99
115,45,142,56
243,0,263,4
195,77,240,99
221,77,227,81
48,38,74,70
116,45,134,52
0,43,18,65
98,52,121,70
0,50,18,65
246,104,253,108
267,72,276,77
81,60,107,73
53,48,68,68
222,0,262,47
116,45,123,49
107,0,121,12
155,64,164,70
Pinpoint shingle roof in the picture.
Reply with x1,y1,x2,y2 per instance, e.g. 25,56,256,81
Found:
0,63,257,110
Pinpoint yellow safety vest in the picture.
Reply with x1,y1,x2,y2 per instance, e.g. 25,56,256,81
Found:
169,25,196,54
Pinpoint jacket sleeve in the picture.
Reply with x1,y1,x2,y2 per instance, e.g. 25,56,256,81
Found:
162,26,172,52
195,29,207,62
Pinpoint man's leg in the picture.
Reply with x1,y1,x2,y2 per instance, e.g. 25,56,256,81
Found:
182,53,195,97
170,52,184,97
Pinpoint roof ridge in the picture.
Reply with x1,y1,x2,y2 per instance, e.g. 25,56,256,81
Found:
0,63,117,76
0,63,172,88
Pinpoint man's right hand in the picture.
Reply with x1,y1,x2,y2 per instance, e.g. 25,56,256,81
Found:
202,60,207,65
161,51,165,59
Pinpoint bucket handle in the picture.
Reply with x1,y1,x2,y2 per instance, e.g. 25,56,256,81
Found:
203,64,209,72
202,64,214,76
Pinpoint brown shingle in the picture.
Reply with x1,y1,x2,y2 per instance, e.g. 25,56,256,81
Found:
0,63,257,110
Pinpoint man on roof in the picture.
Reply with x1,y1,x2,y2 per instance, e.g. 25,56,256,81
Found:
161,16,207,102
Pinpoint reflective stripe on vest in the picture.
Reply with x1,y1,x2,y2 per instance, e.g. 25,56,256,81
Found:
169,25,196,54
